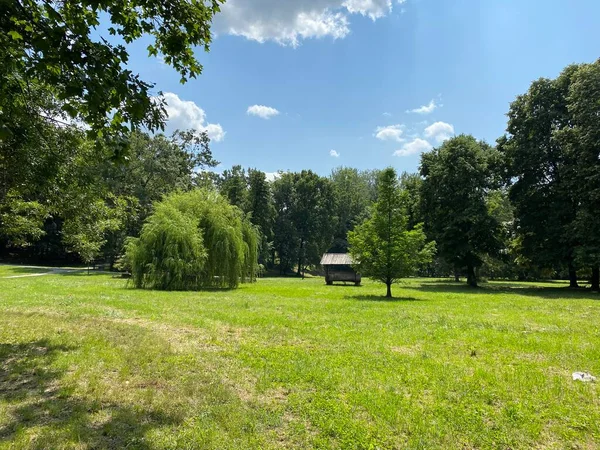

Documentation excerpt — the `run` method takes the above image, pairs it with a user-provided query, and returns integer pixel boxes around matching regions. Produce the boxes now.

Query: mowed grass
[0,269,599,449]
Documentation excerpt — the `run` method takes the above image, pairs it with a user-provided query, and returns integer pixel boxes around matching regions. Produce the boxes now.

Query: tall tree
[247,169,275,265]
[499,65,581,287]
[329,167,372,252]
[219,165,249,211]
[349,168,435,298]
[421,135,502,287]
[399,172,423,230]
[556,60,600,290]
[272,171,337,276]
[1,0,223,152]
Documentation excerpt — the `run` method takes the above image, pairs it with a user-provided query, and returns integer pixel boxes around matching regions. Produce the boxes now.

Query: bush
[127,189,258,290]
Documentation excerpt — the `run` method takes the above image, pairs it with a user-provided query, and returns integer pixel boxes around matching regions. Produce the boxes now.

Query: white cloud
[330,149,340,158]
[162,92,225,142]
[382,112,392,117]
[247,105,280,119]
[374,124,405,142]
[214,0,406,47]
[394,138,432,157]
[424,121,454,143]
[407,99,438,115]
[265,172,282,182]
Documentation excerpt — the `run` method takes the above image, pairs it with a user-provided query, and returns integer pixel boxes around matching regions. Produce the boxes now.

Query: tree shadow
[414,280,599,300]
[0,340,181,448]
[347,295,420,302]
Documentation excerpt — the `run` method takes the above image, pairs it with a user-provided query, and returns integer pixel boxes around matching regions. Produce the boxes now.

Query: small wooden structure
[320,253,361,286]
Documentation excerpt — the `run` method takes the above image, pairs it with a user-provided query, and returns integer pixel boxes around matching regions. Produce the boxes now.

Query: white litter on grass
[572,372,597,382]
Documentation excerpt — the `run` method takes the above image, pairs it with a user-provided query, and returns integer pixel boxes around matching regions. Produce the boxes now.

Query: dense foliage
[127,190,258,290]
[1,55,598,291]
[1,0,223,153]
[500,59,600,289]
[421,135,503,287]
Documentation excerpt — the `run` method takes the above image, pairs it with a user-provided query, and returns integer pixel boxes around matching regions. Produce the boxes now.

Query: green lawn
[0,269,599,449]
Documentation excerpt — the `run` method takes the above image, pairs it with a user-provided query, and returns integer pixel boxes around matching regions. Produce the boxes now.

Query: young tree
[420,135,502,287]
[349,168,435,298]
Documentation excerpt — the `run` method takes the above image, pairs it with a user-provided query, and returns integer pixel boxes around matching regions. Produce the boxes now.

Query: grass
[0,269,599,449]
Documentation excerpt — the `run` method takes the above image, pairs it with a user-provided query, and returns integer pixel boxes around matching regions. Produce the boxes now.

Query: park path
[0,265,89,279]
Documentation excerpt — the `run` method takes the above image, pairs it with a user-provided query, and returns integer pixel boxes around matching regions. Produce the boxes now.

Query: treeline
[1,60,599,289]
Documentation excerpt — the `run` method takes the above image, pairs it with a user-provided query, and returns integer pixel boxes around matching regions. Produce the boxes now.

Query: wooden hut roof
[320,253,354,265]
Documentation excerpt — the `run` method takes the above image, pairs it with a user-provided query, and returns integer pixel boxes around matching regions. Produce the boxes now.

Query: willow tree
[126,189,258,290]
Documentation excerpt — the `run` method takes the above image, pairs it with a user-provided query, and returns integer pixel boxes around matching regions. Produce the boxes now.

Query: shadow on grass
[0,340,181,448]
[414,281,599,299]
[323,283,363,288]
[347,295,421,302]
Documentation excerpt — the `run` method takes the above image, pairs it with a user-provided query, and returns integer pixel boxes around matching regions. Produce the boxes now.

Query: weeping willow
[127,189,258,290]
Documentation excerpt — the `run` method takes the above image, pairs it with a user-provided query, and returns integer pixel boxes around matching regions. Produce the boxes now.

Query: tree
[272,174,298,274]
[62,196,126,273]
[272,171,337,276]
[420,135,502,287]
[349,168,434,298]
[329,167,372,252]
[219,165,249,210]
[555,60,600,290]
[399,172,423,230]
[247,169,275,265]
[126,189,258,290]
[499,65,582,287]
[1,0,224,152]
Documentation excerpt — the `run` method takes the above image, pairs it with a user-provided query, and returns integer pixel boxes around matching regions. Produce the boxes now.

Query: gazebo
[320,253,361,286]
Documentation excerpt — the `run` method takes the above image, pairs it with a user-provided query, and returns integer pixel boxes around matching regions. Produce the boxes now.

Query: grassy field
[0,269,599,449]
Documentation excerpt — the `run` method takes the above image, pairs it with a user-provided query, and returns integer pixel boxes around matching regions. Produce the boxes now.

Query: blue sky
[124,0,599,177]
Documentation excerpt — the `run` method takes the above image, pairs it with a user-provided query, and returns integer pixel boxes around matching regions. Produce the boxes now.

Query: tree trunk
[467,263,477,287]
[297,240,304,277]
[568,262,579,288]
[386,281,392,298]
[591,265,599,291]
[454,271,460,282]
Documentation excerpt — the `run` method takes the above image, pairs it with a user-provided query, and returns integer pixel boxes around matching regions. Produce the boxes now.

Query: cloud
[407,99,438,115]
[265,172,282,182]
[247,105,281,119]
[161,92,225,142]
[394,138,432,157]
[382,112,392,117]
[424,121,454,143]
[374,124,405,142]
[214,0,406,47]
[330,149,340,158]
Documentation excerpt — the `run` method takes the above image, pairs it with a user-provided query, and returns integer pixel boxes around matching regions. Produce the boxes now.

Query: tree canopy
[1,0,223,153]
[126,189,258,291]
[420,135,502,287]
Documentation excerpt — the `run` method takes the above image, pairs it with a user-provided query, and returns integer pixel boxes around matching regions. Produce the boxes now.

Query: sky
[122,0,599,178]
